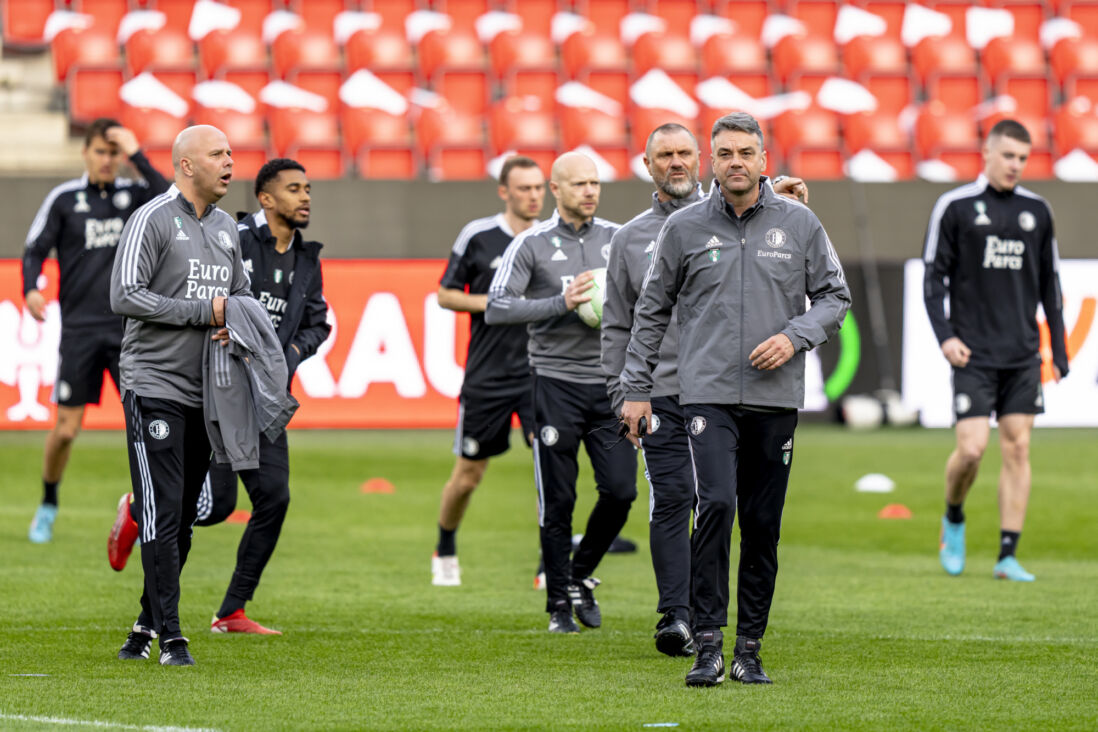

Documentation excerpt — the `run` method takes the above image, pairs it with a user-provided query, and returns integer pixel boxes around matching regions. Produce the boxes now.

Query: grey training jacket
[621,181,851,408]
[485,211,618,385]
[204,296,299,471]
[602,187,703,414]
[111,185,251,407]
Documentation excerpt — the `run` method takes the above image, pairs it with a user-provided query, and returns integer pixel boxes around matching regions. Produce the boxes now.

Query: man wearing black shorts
[23,118,170,543]
[430,156,545,586]
[924,119,1069,582]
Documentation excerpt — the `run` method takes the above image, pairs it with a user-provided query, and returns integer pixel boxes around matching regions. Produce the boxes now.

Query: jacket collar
[246,210,320,255]
[710,176,772,221]
[169,184,218,219]
[651,183,704,216]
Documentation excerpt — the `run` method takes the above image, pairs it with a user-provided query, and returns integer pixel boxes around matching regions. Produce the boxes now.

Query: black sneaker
[654,614,695,657]
[731,636,772,684]
[548,604,580,634]
[117,623,156,660]
[158,637,195,666]
[685,630,725,687]
[566,577,601,628]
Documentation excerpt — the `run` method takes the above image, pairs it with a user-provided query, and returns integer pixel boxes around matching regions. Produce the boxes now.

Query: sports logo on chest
[84,217,124,249]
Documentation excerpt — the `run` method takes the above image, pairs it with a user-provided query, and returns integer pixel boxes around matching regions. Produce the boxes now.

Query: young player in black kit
[923,119,1069,583]
[431,156,545,586]
[24,118,170,543]
[108,159,330,635]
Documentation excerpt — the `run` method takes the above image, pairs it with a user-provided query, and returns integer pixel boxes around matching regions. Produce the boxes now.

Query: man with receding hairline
[487,152,637,634]
[110,124,251,666]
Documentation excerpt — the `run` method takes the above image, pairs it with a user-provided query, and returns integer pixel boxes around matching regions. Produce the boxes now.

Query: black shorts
[952,364,1044,420]
[453,387,535,460]
[54,329,121,407]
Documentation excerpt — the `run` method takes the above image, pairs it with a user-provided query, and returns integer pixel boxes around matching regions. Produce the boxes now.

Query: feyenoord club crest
[689,416,706,435]
[649,414,661,433]
[113,190,131,209]
[1019,211,1036,232]
[217,230,233,249]
[601,243,611,261]
[955,393,972,415]
[540,426,559,445]
[462,437,479,456]
[765,228,786,248]
[148,419,170,440]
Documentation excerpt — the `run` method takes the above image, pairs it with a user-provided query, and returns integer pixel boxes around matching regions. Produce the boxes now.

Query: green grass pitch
[1,426,1096,731]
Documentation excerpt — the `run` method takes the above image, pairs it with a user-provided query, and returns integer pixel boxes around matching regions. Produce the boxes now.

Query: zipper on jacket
[738,222,746,406]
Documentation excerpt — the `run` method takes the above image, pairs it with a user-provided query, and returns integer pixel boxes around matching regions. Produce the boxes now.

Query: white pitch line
[0,712,221,732]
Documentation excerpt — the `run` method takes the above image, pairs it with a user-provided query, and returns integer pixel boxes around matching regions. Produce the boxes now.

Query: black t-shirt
[923,174,1068,373]
[22,152,170,331]
[257,246,295,329]
[439,213,532,397]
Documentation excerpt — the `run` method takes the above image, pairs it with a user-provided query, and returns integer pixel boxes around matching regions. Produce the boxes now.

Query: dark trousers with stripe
[197,431,291,616]
[123,392,211,646]
[534,375,637,613]
[641,396,696,619]
[686,404,798,638]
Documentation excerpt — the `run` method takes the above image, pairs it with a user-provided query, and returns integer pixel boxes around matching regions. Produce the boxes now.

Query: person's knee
[1000,434,1030,466]
[699,493,734,518]
[956,439,987,466]
[52,419,82,444]
[601,479,636,504]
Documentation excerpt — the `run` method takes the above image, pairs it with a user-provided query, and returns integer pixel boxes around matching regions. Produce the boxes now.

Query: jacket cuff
[623,391,652,402]
[780,328,807,352]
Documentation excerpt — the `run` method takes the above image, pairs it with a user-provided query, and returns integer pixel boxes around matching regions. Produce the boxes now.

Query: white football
[576,267,607,328]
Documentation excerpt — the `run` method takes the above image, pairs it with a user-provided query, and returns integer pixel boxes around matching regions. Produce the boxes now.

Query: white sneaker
[431,553,461,586]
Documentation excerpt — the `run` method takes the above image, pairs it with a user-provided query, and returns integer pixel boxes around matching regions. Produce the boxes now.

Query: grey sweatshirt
[204,296,299,470]
[602,187,703,413]
[485,211,619,384]
[111,185,251,407]
[621,181,851,408]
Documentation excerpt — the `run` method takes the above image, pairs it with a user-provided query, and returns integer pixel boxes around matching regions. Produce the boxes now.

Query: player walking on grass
[23,118,170,543]
[603,122,809,659]
[487,152,636,634]
[110,125,250,666]
[923,119,1069,583]
[108,159,330,635]
[621,113,850,686]
[430,156,545,587]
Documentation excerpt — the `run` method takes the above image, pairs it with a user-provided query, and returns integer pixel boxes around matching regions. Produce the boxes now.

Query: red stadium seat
[982,36,1046,85]
[418,28,486,80]
[68,66,126,123]
[724,72,775,99]
[125,26,194,76]
[561,31,627,79]
[633,31,698,77]
[716,0,770,40]
[342,106,411,154]
[914,103,980,158]
[372,69,416,96]
[585,146,631,179]
[226,146,269,180]
[843,35,908,78]
[925,0,969,39]
[859,1,907,40]
[1065,74,1098,104]
[120,105,189,147]
[224,0,271,35]
[291,70,343,111]
[140,144,175,178]
[925,73,983,113]
[791,0,841,38]
[700,33,768,78]
[371,0,417,31]
[79,0,128,38]
[154,0,197,33]
[153,70,198,103]
[355,146,418,179]
[560,106,628,150]
[1022,149,1053,178]
[911,35,977,85]
[295,0,345,33]
[221,70,272,100]
[843,111,911,152]
[630,108,697,153]
[345,28,413,71]
[1054,101,1098,152]
[652,0,701,38]
[997,74,1053,117]
[272,29,341,78]
[504,0,555,37]
[193,104,266,148]
[578,70,631,107]
[934,150,984,179]
[1050,37,1098,83]
[867,149,916,179]
[435,0,491,30]
[417,106,485,156]
[52,26,120,82]
[489,30,556,78]
[268,108,340,156]
[2,0,54,47]
[1065,0,1098,38]
[862,73,914,115]
[772,35,839,85]
[771,107,841,159]
[428,146,489,180]
[489,98,558,155]
[989,1,1047,43]
[501,69,561,111]
[199,28,267,77]
[574,0,630,37]
[286,146,346,178]
[785,147,846,179]
[434,70,490,116]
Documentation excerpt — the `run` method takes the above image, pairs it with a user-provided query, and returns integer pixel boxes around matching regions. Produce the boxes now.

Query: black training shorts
[453,387,535,460]
[54,329,121,407]
[952,364,1044,420]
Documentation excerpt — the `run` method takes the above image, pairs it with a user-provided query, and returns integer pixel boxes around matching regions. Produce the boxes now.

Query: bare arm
[437,286,488,313]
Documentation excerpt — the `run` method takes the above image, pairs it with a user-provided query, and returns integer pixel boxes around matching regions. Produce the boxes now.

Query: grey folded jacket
[204,296,299,470]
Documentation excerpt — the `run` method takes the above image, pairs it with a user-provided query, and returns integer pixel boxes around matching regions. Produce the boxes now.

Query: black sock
[999,531,1021,560]
[945,502,964,524]
[436,525,456,556]
[43,480,59,507]
[217,597,245,619]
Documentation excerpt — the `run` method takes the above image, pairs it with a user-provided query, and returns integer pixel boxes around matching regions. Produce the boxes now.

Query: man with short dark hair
[621,113,850,686]
[603,122,810,659]
[488,152,637,634]
[23,118,170,543]
[924,118,1069,583]
[111,125,251,666]
[430,156,545,586]
[108,158,330,636]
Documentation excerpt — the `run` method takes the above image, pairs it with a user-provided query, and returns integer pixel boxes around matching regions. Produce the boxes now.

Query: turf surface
[1,426,1096,731]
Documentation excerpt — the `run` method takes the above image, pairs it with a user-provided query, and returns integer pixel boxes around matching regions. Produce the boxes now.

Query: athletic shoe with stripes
[548,603,580,634]
[567,577,601,628]
[159,637,195,666]
[117,623,157,660]
[28,503,57,544]
[685,630,725,687]
[993,555,1035,582]
[731,637,772,684]
[211,609,282,635]
[108,492,139,571]
[654,614,695,657]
